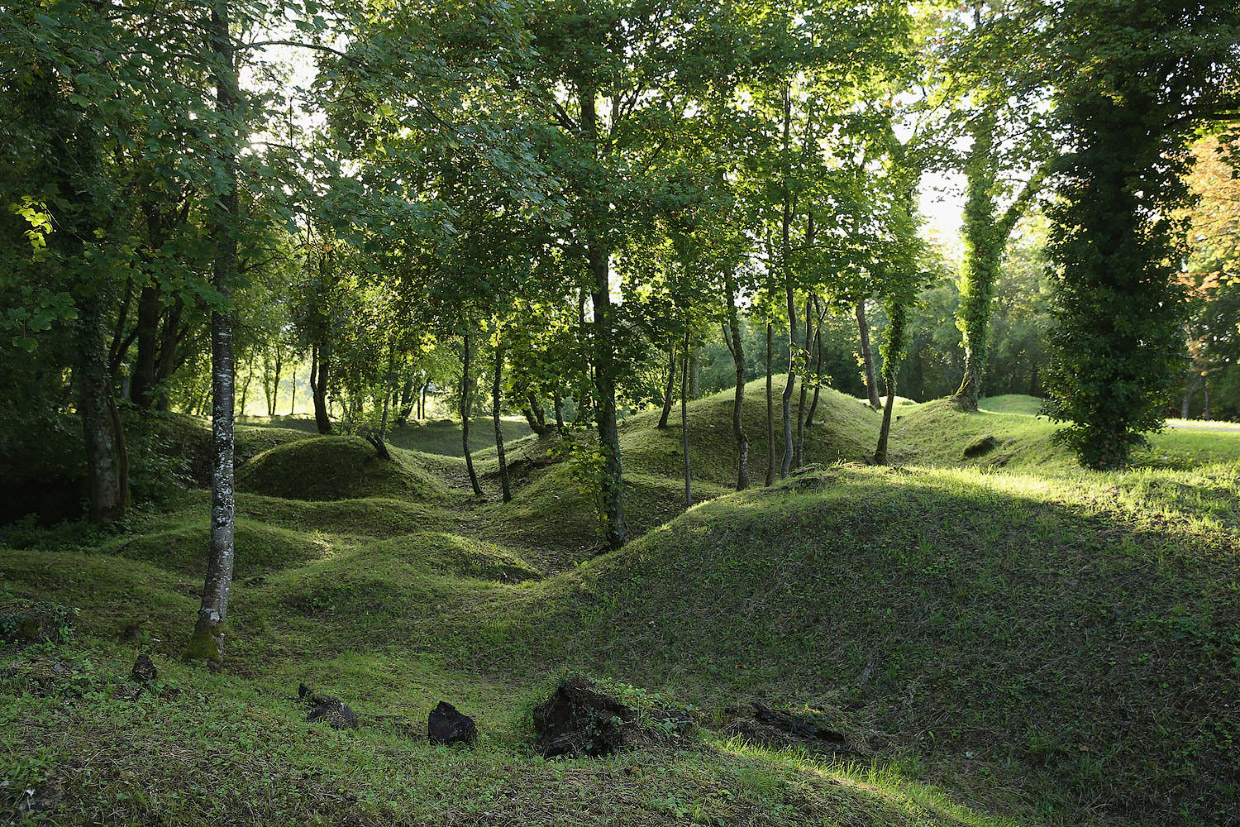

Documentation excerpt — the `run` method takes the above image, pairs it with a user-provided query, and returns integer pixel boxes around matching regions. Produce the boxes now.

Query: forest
[2,0,1240,825]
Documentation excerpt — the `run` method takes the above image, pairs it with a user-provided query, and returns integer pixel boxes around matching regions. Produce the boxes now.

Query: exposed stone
[131,653,157,682]
[964,435,1001,458]
[724,702,874,759]
[532,675,637,758]
[428,701,477,746]
[299,683,359,730]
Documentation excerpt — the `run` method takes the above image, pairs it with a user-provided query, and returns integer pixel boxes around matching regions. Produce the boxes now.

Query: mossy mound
[369,532,541,582]
[237,437,447,502]
[621,378,881,486]
[105,519,331,577]
[519,464,1240,824]
[236,494,445,538]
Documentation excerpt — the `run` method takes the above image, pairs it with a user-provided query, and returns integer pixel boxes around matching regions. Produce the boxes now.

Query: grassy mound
[519,463,1240,824]
[237,437,448,502]
[368,532,542,582]
[104,518,331,577]
[621,378,882,486]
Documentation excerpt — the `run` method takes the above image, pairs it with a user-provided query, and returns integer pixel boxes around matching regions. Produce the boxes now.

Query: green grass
[4,394,1240,825]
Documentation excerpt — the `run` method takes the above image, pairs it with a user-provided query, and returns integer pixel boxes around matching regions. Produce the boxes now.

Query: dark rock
[532,675,637,758]
[428,701,477,745]
[724,702,874,759]
[963,435,1001,458]
[131,653,157,682]
[299,683,358,730]
[0,600,73,645]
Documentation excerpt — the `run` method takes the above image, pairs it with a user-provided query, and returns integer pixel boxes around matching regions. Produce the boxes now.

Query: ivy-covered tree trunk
[77,292,130,525]
[856,300,881,409]
[581,83,626,548]
[461,328,484,496]
[186,0,238,668]
[1044,92,1189,470]
[493,342,511,503]
[873,299,907,466]
[724,271,749,490]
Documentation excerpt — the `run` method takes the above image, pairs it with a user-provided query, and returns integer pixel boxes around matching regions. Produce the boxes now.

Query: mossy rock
[0,599,75,645]
[237,437,447,502]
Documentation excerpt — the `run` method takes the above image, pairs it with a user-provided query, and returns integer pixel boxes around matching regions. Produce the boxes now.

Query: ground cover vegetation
[2,0,1240,824]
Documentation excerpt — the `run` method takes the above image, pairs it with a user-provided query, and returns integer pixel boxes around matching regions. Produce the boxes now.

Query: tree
[1042,0,1240,470]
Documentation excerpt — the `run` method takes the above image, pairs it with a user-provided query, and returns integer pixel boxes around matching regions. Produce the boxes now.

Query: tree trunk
[152,298,185,411]
[461,329,484,496]
[581,82,626,548]
[765,321,774,486]
[370,343,393,460]
[238,362,251,417]
[553,390,565,432]
[311,340,332,434]
[77,293,130,525]
[805,301,825,425]
[794,292,812,468]
[779,85,796,480]
[130,285,161,408]
[267,351,282,416]
[873,302,907,466]
[689,344,700,400]
[289,369,296,416]
[857,300,881,409]
[681,329,691,508]
[725,271,749,491]
[186,0,238,669]
[657,342,676,429]
[1203,380,1212,420]
[493,342,511,503]
[1181,379,1196,419]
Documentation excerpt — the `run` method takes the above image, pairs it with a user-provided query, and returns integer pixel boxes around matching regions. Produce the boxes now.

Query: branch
[238,40,350,59]
[997,163,1048,238]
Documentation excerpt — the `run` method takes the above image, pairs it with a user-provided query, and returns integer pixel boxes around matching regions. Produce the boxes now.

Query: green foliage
[1042,0,1240,470]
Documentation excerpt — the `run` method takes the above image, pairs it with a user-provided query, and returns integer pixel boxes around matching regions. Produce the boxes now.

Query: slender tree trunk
[657,342,676,429]
[857,300,881,409]
[461,329,484,496]
[581,82,626,548]
[794,292,812,468]
[186,0,238,669]
[873,302,907,466]
[765,322,774,486]
[553,390,565,432]
[681,329,692,508]
[267,351,282,416]
[77,294,130,525]
[805,300,824,425]
[289,369,296,416]
[238,362,251,417]
[689,344,700,400]
[370,344,393,460]
[725,271,749,490]
[420,382,428,419]
[311,340,332,434]
[130,285,161,408]
[152,299,185,411]
[779,85,796,480]
[1181,380,1196,419]
[1204,380,1212,420]
[493,342,511,503]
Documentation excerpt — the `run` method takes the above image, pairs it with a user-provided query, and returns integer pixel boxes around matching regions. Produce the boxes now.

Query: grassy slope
[4,392,1239,825]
